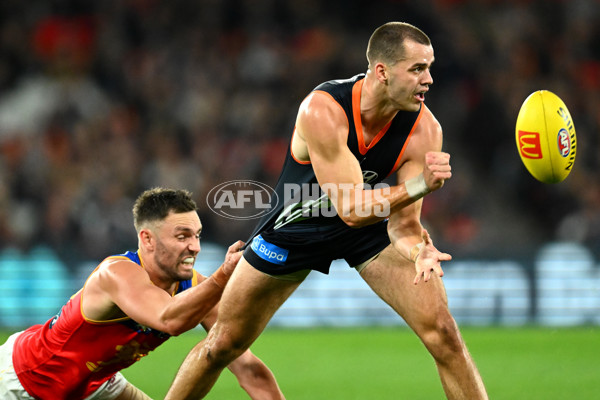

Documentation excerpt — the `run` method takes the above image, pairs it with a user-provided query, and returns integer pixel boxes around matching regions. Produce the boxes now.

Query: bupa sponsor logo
[207,180,278,220]
[517,130,543,159]
[557,128,571,157]
[251,235,289,265]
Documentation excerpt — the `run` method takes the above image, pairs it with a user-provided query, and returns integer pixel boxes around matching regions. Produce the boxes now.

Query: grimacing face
[151,210,202,281]
[385,40,434,112]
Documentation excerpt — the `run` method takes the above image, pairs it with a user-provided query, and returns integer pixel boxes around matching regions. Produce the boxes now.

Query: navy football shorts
[243,220,390,276]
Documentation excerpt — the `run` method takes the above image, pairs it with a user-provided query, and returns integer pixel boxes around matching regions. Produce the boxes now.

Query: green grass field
[2,326,599,399]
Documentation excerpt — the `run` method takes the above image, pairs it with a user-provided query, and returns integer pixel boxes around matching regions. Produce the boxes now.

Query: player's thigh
[217,256,304,343]
[113,382,151,400]
[359,244,450,332]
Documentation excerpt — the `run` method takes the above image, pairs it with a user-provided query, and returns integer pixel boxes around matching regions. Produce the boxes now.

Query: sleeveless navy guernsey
[243,74,423,275]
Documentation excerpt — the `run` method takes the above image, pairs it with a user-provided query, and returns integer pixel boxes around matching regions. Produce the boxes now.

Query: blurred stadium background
[0,0,599,397]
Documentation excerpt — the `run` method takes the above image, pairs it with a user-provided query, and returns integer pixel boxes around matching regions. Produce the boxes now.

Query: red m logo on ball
[518,131,543,159]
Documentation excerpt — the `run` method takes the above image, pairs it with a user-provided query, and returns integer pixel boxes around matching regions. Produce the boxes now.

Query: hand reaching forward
[211,240,245,289]
[413,230,452,285]
[222,240,245,276]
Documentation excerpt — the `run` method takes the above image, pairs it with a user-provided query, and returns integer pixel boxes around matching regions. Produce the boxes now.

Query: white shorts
[0,332,34,400]
[0,332,128,400]
[83,372,128,400]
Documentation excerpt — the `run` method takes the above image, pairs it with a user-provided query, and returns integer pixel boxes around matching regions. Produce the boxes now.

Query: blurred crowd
[0,0,598,271]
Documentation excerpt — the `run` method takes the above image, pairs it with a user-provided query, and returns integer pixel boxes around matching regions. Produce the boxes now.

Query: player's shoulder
[297,75,362,145]
[398,105,443,161]
[100,253,139,267]
[300,88,344,115]
[419,105,442,132]
[297,91,349,139]
[300,74,363,119]
[313,74,364,96]
[97,254,144,281]
[414,105,443,143]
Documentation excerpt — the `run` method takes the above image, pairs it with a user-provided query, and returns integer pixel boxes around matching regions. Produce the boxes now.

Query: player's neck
[140,253,179,294]
[361,73,398,135]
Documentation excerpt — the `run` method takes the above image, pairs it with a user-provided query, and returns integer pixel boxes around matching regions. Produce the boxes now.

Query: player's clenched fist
[423,151,451,192]
[405,152,451,200]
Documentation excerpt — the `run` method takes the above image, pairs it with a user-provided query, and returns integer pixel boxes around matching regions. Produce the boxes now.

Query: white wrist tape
[405,173,430,200]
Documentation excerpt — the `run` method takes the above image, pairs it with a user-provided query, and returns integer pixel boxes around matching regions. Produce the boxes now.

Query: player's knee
[204,326,249,368]
[418,313,464,365]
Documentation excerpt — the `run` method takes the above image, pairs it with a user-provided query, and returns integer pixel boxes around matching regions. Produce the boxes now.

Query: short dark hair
[133,187,197,231]
[366,22,431,67]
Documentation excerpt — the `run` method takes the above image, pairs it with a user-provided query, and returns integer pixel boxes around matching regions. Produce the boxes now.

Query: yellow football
[515,90,576,183]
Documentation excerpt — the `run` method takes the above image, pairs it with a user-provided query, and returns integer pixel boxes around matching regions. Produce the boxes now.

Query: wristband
[211,265,229,288]
[409,242,424,262]
[405,173,431,200]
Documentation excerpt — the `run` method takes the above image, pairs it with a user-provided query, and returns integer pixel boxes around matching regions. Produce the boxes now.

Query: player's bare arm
[82,241,243,336]
[297,94,450,227]
[388,108,452,284]
[296,92,410,227]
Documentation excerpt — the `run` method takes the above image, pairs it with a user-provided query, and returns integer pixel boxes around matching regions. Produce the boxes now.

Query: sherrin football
[515,90,576,183]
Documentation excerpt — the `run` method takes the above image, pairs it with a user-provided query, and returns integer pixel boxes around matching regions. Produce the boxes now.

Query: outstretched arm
[387,113,452,284]
[200,308,285,399]
[84,241,244,336]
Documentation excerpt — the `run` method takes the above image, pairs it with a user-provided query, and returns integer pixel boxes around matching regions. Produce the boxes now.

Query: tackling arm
[84,241,243,336]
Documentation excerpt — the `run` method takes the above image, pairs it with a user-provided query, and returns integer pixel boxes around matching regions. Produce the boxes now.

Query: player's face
[386,41,434,112]
[152,211,202,281]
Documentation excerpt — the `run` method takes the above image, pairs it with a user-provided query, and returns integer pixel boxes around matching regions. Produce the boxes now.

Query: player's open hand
[413,229,452,285]
[423,152,451,192]
[222,240,245,276]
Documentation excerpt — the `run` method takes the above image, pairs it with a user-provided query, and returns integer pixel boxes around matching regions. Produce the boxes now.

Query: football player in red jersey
[0,187,284,400]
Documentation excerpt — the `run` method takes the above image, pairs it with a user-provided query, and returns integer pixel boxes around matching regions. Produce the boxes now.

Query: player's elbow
[160,318,197,337]
[336,202,383,228]
[161,323,188,337]
[334,194,384,228]
[339,213,369,229]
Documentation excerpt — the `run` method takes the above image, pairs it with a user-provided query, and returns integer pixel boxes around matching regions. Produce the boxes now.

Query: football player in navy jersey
[167,22,488,400]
